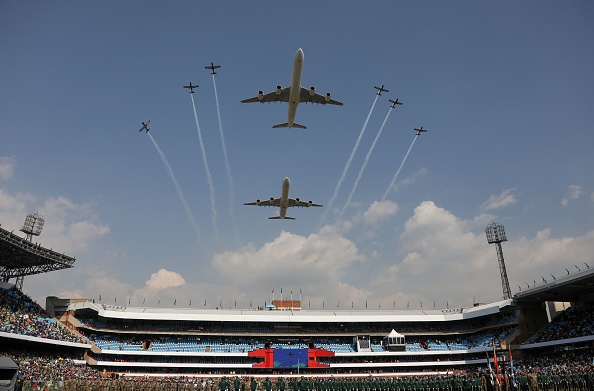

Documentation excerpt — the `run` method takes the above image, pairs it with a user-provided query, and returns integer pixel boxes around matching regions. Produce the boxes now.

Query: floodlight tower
[486,222,512,300]
[17,212,45,290]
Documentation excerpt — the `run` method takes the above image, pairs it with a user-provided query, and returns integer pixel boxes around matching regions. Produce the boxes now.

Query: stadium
[1,220,594,391]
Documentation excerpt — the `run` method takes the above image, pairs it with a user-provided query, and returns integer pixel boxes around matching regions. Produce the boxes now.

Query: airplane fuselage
[287,49,304,127]
[279,177,291,218]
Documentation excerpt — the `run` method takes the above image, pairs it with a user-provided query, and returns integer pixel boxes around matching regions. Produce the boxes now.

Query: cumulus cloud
[145,269,186,290]
[0,181,109,254]
[561,185,584,206]
[363,200,399,224]
[480,189,517,211]
[32,197,110,253]
[0,157,16,180]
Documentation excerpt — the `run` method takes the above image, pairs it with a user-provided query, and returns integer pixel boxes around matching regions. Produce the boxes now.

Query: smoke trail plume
[381,134,419,201]
[338,106,394,221]
[211,74,236,225]
[320,94,380,224]
[148,132,202,244]
[190,94,218,238]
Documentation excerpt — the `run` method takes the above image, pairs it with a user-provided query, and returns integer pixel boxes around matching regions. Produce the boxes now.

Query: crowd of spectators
[529,304,594,343]
[1,344,591,391]
[0,286,87,344]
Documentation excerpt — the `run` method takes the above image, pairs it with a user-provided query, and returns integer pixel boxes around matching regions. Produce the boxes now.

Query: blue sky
[1,1,593,310]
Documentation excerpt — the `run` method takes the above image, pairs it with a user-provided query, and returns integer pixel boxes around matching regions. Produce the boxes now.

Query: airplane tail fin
[268,216,295,220]
[272,122,307,129]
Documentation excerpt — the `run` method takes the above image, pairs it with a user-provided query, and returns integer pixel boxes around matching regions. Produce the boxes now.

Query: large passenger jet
[244,177,322,220]
[241,48,343,129]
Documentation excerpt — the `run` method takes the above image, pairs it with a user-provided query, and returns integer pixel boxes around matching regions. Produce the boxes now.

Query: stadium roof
[512,267,594,304]
[0,225,75,280]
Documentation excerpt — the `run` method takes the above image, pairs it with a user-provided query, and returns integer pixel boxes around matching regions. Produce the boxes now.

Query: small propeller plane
[389,98,403,108]
[183,82,199,93]
[244,177,322,220]
[415,126,428,136]
[205,62,221,74]
[374,85,389,96]
[139,120,151,133]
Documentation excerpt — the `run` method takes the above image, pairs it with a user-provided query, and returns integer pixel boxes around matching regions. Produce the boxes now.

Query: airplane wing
[241,87,291,103]
[244,198,281,207]
[288,198,323,208]
[298,87,343,105]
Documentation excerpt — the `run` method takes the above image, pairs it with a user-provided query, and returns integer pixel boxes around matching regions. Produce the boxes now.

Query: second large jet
[244,177,322,220]
[241,48,343,129]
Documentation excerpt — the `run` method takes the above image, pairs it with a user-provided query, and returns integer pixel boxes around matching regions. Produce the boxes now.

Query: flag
[272,287,274,293]
[128,298,131,305]
[493,344,500,384]
[99,294,101,301]
[281,286,283,294]
[174,298,176,305]
[407,301,409,309]
[114,297,117,303]
[508,348,517,387]
[158,299,160,305]
[365,301,367,308]
[352,302,354,308]
[143,298,145,305]
[204,299,206,306]
[337,301,339,308]
[323,301,324,308]
[485,351,494,386]
[308,300,310,308]
[235,300,237,307]
[189,299,191,306]
[249,300,252,308]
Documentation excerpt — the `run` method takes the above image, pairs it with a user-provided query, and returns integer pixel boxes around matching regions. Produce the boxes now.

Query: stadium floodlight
[16,212,45,290]
[485,222,507,244]
[21,212,44,239]
[485,222,512,300]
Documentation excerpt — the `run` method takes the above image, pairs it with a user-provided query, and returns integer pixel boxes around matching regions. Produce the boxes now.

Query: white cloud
[212,230,362,288]
[145,269,186,290]
[480,189,517,211]
[561,185,584,206]
[0,184,108,254]
[36,196,110,253]
[0,157,16,180]
[363,200,399,224]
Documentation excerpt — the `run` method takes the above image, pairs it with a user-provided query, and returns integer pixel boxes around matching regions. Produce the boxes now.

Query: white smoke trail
[381,134,419,201]
[148,133,202,244]
[320,94,380,224]
[211,74,236,224]
[338,106,394,221]
[190,93,218,238]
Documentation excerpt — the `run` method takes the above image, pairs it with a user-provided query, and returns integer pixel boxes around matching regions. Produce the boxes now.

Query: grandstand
[1,221,594,387]
[0,224,75,282]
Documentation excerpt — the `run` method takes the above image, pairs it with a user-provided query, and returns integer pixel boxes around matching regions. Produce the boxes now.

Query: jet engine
[256,199,261,206]
[309,86,316,96]
[308,201,313,206]
[325,92,331,102]
[270,197,274,202]
[296,197,300,202]
[275,85,282,95]
[257,91,264,101]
